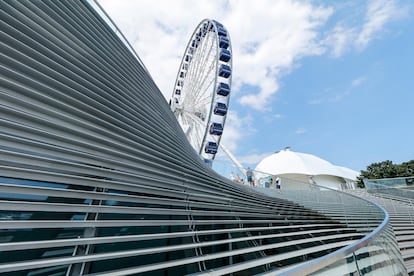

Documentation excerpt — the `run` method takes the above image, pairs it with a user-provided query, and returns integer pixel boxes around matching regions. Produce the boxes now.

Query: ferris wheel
[170,19,232,164]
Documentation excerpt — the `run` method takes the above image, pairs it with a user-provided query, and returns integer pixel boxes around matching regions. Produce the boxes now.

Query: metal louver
[0,1,406,275]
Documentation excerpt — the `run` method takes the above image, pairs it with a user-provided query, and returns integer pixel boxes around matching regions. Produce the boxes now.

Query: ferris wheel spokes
[170,19,232,163]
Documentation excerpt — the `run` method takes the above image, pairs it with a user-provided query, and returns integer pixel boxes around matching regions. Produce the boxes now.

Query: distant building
[255,147,359,190]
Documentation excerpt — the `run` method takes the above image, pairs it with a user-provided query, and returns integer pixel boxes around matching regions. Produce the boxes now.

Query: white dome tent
[254,147,359,190]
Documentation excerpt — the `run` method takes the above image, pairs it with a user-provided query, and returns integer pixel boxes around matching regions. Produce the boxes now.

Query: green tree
[356,160,414,188]
[400,160,414,176]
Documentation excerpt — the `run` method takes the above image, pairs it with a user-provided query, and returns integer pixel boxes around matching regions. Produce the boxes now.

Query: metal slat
[0,227,357,252]
[0,234,357,273]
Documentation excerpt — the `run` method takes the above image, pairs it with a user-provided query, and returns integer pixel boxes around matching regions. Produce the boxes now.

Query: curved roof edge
[255,148,359,181]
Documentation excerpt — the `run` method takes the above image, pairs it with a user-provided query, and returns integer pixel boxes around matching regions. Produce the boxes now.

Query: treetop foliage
[356,160,414,188]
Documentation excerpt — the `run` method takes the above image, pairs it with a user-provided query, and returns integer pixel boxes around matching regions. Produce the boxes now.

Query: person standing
[236,174,243,184]
[275,176,281,192]
[268,175,273,188]
[230,172,236,182]
[246,167,254,186]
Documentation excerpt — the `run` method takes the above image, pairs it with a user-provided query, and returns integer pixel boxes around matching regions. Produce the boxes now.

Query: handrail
[254,179,404,275]
[283,201,390,275]
[364,179,414,202]
[364,177,414,189]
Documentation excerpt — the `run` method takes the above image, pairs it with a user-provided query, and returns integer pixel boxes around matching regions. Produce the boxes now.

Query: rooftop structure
[255,147,359,190]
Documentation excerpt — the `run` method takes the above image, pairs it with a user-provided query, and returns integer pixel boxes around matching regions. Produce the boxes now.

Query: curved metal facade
[0,1,406,275]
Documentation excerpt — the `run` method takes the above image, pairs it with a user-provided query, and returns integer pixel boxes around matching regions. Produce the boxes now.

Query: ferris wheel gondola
[170,19,232,165]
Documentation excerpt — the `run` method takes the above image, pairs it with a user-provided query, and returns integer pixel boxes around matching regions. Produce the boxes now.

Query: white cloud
[213,110,259,168]
[324,0,407,56]
[98,0,228,99]
[238,152,273,165]
[215,110,282,166]
[351,77,366,87]
[295,128,307,135]
[97,0,407,165]
[356,0,400,49]
[308,76,365,105]
[219,110,255,153]
[261,113,284,124]
[99,0,333,109]
[324,24,356,57]
[227,1,332,110]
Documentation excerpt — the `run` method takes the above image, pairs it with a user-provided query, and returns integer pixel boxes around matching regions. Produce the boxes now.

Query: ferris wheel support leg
[219,143,246,177]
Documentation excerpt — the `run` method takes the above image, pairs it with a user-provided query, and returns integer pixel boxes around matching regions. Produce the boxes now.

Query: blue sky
[99,0,413,175]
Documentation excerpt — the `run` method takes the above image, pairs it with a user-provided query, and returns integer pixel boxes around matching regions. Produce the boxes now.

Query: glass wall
[364,177,414,201]
[253,175,407,276]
